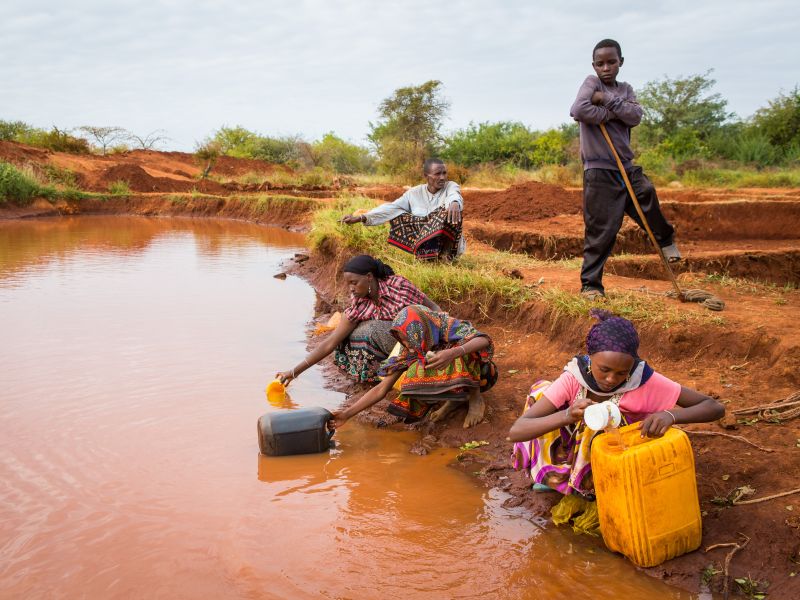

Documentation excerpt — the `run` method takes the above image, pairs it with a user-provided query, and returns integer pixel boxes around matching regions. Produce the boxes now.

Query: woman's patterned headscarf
[378,304,492,375]
[586,309,640,357]
[564,309,651,396]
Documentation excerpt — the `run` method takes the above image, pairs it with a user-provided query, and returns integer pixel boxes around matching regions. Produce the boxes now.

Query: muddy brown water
[0,217,697,599]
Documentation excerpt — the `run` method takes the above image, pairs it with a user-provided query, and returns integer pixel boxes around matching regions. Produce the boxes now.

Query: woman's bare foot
[430,400,458,422]
[463,391,485,428]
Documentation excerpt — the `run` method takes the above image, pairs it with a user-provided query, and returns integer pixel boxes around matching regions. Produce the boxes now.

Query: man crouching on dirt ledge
[340,158,465,261]
[571,38,681,300]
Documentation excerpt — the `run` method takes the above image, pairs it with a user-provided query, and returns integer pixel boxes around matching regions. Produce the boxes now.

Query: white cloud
[1,0,798,150]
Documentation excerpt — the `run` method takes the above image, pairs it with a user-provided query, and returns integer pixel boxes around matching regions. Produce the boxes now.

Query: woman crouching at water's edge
[331,305,498,430]
[276,254,440,385]
[509,309,724,497]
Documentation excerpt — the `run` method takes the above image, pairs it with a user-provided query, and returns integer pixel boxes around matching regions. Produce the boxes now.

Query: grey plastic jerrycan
[257,407,335,456]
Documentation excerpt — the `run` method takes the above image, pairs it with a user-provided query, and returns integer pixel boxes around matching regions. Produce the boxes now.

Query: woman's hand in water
[639,411,675,438]
[566,397,594,424]
[424,349,457,370]
[276,370,295,386]
[329,411,349,431]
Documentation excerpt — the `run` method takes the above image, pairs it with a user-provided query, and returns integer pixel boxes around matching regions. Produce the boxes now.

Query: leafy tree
[751,86,800,151]
[200,126,310,166]
[206,125,261,157]
[528,129,572,167]
[251,135,309,166]
[24,127,91,153]
[194,139,222,178]
[637,71,730,148]
[0,120,35,141]
[0,121,90,153]
[369,80,449,176]
[311,133,374,174]
[442,122,575,168]
[442,121,537,167]
[78,126,130,155]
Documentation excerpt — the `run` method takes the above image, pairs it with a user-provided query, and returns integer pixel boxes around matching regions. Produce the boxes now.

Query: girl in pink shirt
[509,309,724,497]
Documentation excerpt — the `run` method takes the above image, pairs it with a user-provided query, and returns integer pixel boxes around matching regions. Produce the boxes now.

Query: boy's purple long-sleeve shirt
[570,75,643,171]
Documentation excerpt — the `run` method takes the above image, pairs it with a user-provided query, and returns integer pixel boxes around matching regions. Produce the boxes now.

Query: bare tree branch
[128,129,170,150]
[78,126,129,155]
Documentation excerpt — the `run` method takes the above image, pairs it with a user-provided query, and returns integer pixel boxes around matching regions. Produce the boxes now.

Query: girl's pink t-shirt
[544,370,681,422]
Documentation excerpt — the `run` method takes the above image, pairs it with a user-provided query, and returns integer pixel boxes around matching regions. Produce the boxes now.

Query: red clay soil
[463,180,582,222]
[360,185,407,202]
[293,243,800,599]
[94,163,229,194]
[0,140,51,164]
[0,141,284,195]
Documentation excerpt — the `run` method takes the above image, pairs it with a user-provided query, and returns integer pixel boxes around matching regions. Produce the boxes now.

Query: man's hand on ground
[340,214,364,225]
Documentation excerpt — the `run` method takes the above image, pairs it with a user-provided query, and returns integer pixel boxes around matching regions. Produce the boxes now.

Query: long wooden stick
[733,392,800,415]
[598,123,685,300]
[733,487,800,505]
[734,400,800,415]
[680,429,775,452]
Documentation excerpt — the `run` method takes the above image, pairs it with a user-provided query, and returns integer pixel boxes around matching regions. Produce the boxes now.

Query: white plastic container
[584,400,622,430]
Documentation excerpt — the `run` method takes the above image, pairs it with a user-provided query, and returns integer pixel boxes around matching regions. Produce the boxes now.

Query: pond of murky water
[0,216,696,599]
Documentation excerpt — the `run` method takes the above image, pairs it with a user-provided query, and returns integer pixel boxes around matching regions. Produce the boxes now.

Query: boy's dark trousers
[580,167,675,293]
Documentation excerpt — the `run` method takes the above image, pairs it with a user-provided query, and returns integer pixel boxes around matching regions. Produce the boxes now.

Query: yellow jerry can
[591,423,702,567]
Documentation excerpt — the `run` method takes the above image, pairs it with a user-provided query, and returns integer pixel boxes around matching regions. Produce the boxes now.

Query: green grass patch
[308,195,532,308]
[189,188,220,200]
[681,272,799,298]
[306,194,729,328]
[226,193,320,215]
[308,195,385,251]
[680,167,800,188]
[0,162,44,205]
[58,188,91,201]
[534,287,713,328]
[0,162,95,205]
[108,180,131,196]
[167,194,188,205]
[41,164,79,188]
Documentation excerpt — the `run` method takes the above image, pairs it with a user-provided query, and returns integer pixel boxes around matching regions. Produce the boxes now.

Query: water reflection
[0,215,306,282]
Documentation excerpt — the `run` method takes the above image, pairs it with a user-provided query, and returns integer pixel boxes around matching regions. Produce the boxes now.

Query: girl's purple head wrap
[586,309,640,357]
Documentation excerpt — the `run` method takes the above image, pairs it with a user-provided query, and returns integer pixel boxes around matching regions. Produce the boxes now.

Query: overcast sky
[2,0,798,151]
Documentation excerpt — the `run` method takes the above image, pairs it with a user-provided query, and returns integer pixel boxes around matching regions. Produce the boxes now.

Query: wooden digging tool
[598,122,686,301]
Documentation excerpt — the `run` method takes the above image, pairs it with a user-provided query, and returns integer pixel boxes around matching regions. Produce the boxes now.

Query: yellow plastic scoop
[266,379,286,404]
[266,380,298,409]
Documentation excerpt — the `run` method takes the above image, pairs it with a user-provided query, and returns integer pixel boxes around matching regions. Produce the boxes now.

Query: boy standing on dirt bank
[570,39,681,299]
